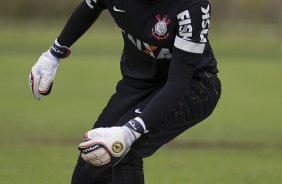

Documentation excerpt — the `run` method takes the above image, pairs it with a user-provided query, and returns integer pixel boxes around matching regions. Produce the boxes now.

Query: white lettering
[201,5,210,16]
[157,49,172,59]
[136,39,142,51]
[177,10,191,21]
[200,5,210,43]
[129,121,137,131]
[177,10,193,40]
[86,0,97,9]
[122,30,172,60]
[128,34,136,46]
[179,25,193,39]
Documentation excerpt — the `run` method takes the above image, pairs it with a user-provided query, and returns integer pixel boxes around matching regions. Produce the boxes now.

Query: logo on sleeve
[177,10,192,40]
[134,109,142,114]
[113,6,126,13]
[152,15,171,40]
[200,5,210,43]
[86,0,97,9]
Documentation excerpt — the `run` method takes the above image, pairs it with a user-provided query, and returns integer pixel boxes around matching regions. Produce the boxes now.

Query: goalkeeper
[29,0,221,183]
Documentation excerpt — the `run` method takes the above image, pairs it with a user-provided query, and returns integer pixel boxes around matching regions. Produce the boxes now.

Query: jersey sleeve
[57,0,106,47]
[174,1,211,60]
[138,1,213,130]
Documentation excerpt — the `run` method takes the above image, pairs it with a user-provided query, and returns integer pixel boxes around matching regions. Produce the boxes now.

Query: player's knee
[72,156,112,184]
[114,153,144,174]
[112,154,144,184]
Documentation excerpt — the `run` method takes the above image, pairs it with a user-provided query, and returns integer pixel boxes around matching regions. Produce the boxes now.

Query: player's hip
[158,70,221,129]
[131,71,221,158]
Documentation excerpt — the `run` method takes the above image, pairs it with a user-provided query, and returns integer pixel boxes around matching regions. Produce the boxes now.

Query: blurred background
[0,0,281,183]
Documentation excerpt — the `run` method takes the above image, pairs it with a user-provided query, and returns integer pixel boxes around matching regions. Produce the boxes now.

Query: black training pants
[71,71,221,184]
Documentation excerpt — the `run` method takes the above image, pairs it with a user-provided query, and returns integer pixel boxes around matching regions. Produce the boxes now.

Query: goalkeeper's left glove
[29,40,71,100]
[78,117,147,167]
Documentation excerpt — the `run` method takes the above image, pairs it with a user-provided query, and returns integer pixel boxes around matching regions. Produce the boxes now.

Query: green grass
[0,22,281,184]
[145,148,282,184]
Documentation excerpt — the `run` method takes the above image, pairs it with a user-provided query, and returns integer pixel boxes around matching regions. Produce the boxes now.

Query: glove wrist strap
[124,117,148,135]
[50,40,71,59]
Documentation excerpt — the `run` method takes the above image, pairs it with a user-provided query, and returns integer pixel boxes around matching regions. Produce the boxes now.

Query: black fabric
[72,71,221,183]
[93,78,164,129]
[139,54,197,128]
[57,0,222,183]
[71,156,112,184]
[72,152,144,184]
[131,71,221,158]
[57,1,102,47]
[112,154,144,184]
[57,0,218,79]
[98,70,221,155]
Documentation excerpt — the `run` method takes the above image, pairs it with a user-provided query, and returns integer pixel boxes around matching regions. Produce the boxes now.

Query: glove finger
[40,82,53,96]
[78,140,112,166]
[38,74,53,95]
[78,141,88,150]
[29,72,41,100]
[82,150,111,166]
[85,128,107,140]
[78,139,96,150]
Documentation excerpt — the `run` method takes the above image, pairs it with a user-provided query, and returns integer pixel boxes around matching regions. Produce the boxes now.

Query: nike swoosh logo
[135,109,142,114]
[113,6,126,13]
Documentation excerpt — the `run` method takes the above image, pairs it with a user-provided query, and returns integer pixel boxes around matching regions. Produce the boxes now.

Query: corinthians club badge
[152,15,171,40]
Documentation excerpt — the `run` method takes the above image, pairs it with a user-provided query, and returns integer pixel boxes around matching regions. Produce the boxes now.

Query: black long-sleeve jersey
[57,0,218,128]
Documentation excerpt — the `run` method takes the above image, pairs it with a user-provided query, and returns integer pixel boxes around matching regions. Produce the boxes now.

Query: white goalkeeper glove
[79,117,147,167]
[29,40,71,100]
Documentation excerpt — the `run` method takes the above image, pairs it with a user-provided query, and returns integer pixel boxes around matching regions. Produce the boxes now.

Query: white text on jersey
[86,0,97,9]
[200,5,210,43]
[177,10,192,41]
[122,30,172,60]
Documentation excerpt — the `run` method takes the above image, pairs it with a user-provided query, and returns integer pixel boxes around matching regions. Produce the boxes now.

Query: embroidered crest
[152,15,171,40]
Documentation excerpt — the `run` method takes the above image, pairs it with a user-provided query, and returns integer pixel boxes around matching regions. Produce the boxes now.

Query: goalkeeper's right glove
[78,117,147,167]
[29,40,71,100]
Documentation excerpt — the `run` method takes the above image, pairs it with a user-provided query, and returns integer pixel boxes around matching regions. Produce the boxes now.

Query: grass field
[0,20,281,184]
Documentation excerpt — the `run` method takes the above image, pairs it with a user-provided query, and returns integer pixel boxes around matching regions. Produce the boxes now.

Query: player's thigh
[117,72,221,158]
[71,156,112,184]
[93,79,162,128]
[138,72,221,157]
[112,154,144,184]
